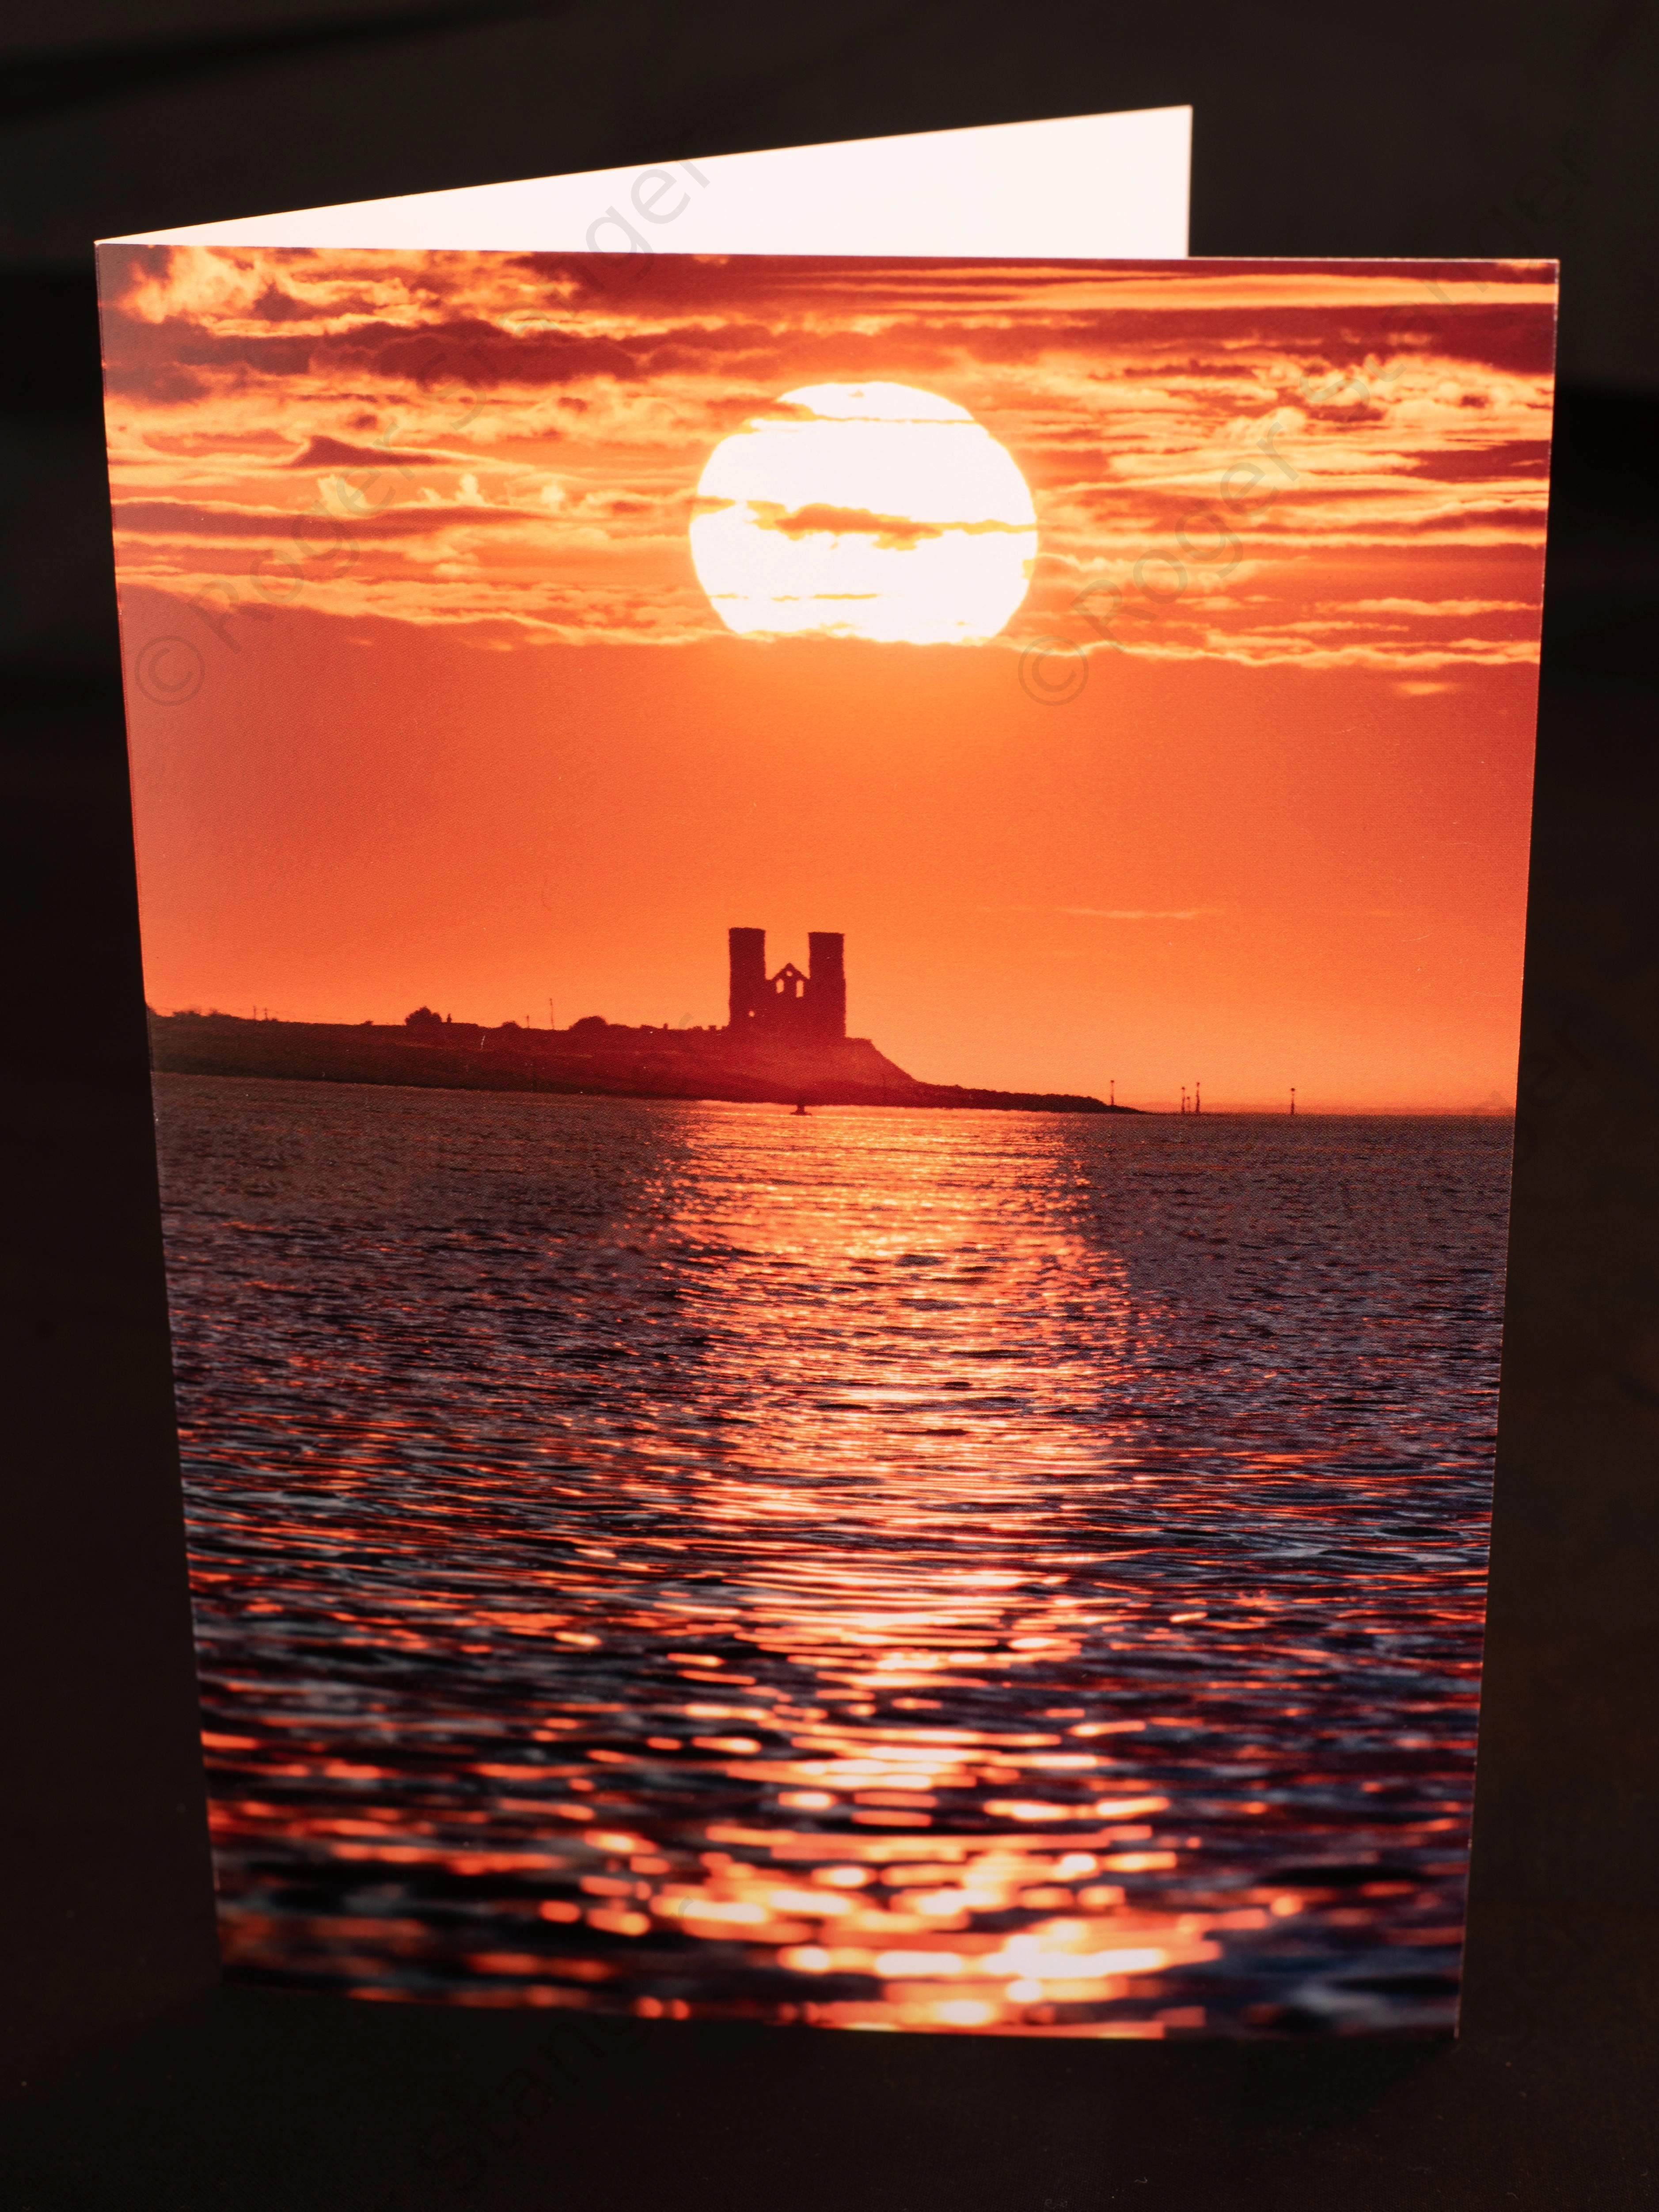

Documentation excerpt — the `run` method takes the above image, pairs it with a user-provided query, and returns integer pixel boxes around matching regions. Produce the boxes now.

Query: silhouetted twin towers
[727,927,847,1043]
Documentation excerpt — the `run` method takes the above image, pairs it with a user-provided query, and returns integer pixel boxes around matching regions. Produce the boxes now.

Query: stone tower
[807,932,847,1041]
[728,927,767,1029]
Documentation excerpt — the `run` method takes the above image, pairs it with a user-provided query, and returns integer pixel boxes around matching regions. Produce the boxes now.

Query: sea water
[155,1074,1509,2035]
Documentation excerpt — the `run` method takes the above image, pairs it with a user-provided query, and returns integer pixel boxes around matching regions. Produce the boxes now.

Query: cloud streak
[98,247,1556,667]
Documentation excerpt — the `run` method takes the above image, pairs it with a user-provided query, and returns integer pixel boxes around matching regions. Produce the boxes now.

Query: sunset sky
[99,248,1556,1109]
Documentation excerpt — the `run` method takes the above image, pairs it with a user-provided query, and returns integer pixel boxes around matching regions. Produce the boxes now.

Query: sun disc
[691,383,1036,644]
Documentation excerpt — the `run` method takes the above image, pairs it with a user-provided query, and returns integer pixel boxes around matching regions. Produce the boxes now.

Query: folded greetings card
[98,240,1555,2037]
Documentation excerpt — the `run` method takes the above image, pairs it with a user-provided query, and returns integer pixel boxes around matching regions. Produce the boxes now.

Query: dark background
[4,3,1656,2203]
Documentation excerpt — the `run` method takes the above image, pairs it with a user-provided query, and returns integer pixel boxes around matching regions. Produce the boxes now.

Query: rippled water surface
[156,1075,1510,2037]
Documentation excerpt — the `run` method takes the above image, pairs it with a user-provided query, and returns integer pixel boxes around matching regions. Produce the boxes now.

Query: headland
[148,927,1133,1115]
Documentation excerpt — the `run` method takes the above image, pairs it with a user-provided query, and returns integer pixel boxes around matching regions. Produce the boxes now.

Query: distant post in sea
[1194,1079,1201,1115]
[1291,1087,1296,1116]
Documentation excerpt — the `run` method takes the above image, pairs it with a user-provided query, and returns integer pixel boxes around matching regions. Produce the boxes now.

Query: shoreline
[148,1011,1133,1116]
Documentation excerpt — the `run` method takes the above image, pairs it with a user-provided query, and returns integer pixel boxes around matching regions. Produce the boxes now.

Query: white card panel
[105,106,1189,257]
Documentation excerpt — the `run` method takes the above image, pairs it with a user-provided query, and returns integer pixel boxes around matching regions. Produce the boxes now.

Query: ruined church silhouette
[727,927,847,1042]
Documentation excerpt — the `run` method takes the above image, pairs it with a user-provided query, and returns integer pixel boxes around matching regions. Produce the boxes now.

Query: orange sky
[100,248,1556,1110]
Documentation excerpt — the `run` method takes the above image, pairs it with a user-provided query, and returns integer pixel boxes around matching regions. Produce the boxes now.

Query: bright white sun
[691,382,1036,644]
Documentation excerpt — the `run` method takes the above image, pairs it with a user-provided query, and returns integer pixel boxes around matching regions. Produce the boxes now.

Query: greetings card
[98,236,1555,2039]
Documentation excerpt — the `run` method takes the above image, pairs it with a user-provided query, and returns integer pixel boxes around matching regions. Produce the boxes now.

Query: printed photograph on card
[97,246,1556,2036]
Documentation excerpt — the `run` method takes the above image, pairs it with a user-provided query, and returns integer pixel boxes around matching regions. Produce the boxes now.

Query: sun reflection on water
[163,1083,1505,2035]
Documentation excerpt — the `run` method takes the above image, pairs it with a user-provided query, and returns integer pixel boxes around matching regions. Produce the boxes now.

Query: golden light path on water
[162,1082,1501,2036]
